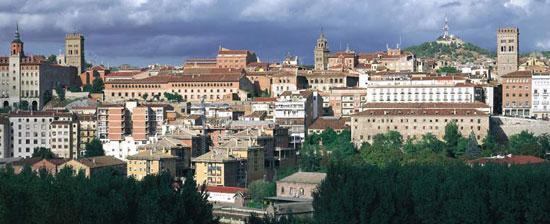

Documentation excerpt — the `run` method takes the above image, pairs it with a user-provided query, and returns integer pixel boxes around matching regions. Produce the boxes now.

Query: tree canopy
[84,139,105,157]
[32,147,56,159]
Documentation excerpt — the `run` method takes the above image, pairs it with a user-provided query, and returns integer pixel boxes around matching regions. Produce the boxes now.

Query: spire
[443,16,449,38]
[15,22,20,40]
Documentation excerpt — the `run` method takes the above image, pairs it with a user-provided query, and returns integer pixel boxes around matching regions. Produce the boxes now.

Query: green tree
[84,138,105,157]
[46,54,57,64]
[18,101,28,110]
[68,86,81,92]
[82,84,92,92]
[508,131,542,157]
[444,121,462,157]
[55,85,65,101]
[32,147,55,159]
[91,78,104,93]
[142,93,149,101]
[247,180,275,207]
[466,132,481,158]
[436,66,458,74]
[298,144,323,172]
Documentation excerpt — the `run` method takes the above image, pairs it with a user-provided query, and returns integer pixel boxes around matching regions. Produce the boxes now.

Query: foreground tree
[32,147,56,159]
[444,121,462,157]
[84,138,105,157]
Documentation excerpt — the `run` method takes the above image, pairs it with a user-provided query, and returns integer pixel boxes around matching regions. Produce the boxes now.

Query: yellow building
[59,156,126,177]
[127,150,178,180]
[192,140,264,187]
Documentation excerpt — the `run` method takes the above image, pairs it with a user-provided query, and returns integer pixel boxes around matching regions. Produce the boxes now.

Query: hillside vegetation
[405,41,494,63]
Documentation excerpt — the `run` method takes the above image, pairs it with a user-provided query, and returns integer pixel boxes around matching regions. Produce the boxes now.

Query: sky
[0,0,549,67]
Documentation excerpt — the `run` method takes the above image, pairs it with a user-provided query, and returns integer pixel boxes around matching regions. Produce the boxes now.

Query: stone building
[0,26,79,110]
[276,172,326,200]
[127,150,178,180]
[65,33,85,75]
[351,103,490,146]
[532,72,550,119]
[496,27,519,79]
[216,48,258,69]
[501,70,532,118]
[314,31,329,71]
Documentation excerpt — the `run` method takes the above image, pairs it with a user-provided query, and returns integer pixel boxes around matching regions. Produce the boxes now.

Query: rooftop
[77,156,125,168]
[278,172,326,184]
[309,117,348,130]
[127,150,178,161]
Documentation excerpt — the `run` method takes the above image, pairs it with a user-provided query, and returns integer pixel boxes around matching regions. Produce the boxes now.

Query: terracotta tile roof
[309,117,348,130]
[329,52,356,58]
[106,73,242,84]
[106,71,141,77]
[253,97,276,102]
[77,156,125,168]
[218,49,250,55]
[9,111,57,117]
[501,70,532,78]
[206,186,247,194]
[468,155,546,165]
[279,90,313,98]
[363,102,490,109]
[127,150,178,161]
[278,172,326,184]
[355,108,488,117]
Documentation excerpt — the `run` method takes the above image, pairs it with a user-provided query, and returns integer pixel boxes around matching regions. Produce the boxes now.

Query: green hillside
[405,41,495,62]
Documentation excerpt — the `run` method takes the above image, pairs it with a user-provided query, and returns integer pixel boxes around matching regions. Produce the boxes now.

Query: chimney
[92,158,96,164]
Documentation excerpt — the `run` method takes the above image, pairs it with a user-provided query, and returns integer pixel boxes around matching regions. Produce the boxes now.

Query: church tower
[10,24,24,56]
[314,29,329,71]
[65,33,85,75]
[496,27,519,79]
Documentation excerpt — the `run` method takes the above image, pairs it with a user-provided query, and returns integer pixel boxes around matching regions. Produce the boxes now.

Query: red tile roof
[253,97,276,102]
[206,186,247,194]
[309,117,348,130]
[106,73,242,84]
[501,70,532,78]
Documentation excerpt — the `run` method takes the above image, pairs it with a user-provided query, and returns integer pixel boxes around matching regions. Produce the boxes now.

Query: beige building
[325,87,368,117]
[0,26,79,110]
[192,140,264,187]
[216,48,258,69]
[127,150,178,180]
[351,103,490,146]
[497,27,519,79]
[276,172,326,200]
[76,114,96,153]
[501,70,532,117]
[65,33,85,75]
[49,120,79,159]
[59,156,126,177]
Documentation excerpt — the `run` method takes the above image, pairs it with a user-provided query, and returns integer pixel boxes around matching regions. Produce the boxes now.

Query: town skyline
[1,0,549,66]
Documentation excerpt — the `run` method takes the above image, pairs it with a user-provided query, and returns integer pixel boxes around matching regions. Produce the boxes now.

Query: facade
[104,73,253,103]
[314,32,329,71]
[192,140,264,187]
[0,117,9,159]
[65,33,85,75]
[12,158,68,175]
[127,150,178,180]
[274,90,322,146]
[10,111,74,158]
[325,87,368,117]
[271,71,299,97]
[77,114,96,153]
[299,71,358,92]
[501,71,532,118]
[59,156,126,177]
[366,83,477,104]
[496,27,519,79]
[351,103,490,146]
[0,26,79,110]
[308,117,348,135]
[49,120,79,159]
[98,101,165,160]
[276,172,326,200]
[531,73,550,119]
[216,48,258,69]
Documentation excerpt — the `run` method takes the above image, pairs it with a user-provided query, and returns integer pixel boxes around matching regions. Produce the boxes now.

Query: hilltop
[405,41,495,63]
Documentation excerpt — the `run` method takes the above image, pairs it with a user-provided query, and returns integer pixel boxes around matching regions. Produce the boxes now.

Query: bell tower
[314,29,329,71]
[10,24,24,56]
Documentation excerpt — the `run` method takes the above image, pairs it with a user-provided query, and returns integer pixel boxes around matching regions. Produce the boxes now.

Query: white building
[0,117,9,159]
[274,90,322,146]
[366,84,476,104]
[532,73,550,119]
[10,111,74,158]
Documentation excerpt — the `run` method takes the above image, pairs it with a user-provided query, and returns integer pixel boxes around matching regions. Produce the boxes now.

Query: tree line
[298,122,549,171]
[313,162,550,224]
[0,167,216,224]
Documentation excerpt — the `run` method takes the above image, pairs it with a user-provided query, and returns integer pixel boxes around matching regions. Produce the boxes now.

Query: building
[0,25,79,110]
[0,116,9,159]
[80,65,108,87]
[49,119,79,159]
[192,140,264,187]
[351,103,490,146]
[76,114,96,153]
[314,31,329,71]
[98,101,165,160]
[127,150,178,180]
[271,71,299,97]
[501,71,532,117]
[324,87,368,117]
[274,90,323,147]
[497,27,519,79]
[65,33,85,75]
[11,158,68,175]
[216,48,258,69]
[298,71,358,92]
[206,186,248,206]
[531,73,550,119]
[366,83,477,104]
[104,73,254,103]
[308,117,348,135]
[276,172,326,200]
[59,156,126,177]
[10,111,74,158]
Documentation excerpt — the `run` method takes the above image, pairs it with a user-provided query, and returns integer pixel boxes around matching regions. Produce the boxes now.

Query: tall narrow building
[496,27,519,80]
[65,33,85,75]
[314,30,329,71]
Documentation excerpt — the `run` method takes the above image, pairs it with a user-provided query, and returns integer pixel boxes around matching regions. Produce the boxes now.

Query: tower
[443,16,449,39]
[314,29,329,71]
[65,33,85,75]
[496,27,519,79]
[10,24,24,56]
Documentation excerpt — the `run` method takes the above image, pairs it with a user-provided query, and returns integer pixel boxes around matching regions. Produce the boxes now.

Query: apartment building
[216,48,258,69]
[49,120,79,159]
[98,101,165,160]
[10,111,74,158]
[127,150,178,180]
[271,71,299,97]
[298,70,358,92]
[274,90,323,146]
[366,83,476,104]
[351,103,490,146]
[501,70,532,118]
[325,87,368,117]
[59,156,126,177]
[192,140,264,187]
[104,73,254,103]
[0,26,79,110]
[531,72,550,119]
[0,116,9,159]
[76,114,96,153]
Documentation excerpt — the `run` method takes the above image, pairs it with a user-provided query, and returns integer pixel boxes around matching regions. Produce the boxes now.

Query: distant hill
[405,41,495,63]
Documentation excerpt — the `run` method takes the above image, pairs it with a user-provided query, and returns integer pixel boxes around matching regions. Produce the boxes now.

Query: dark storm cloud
[0,0,549,66]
